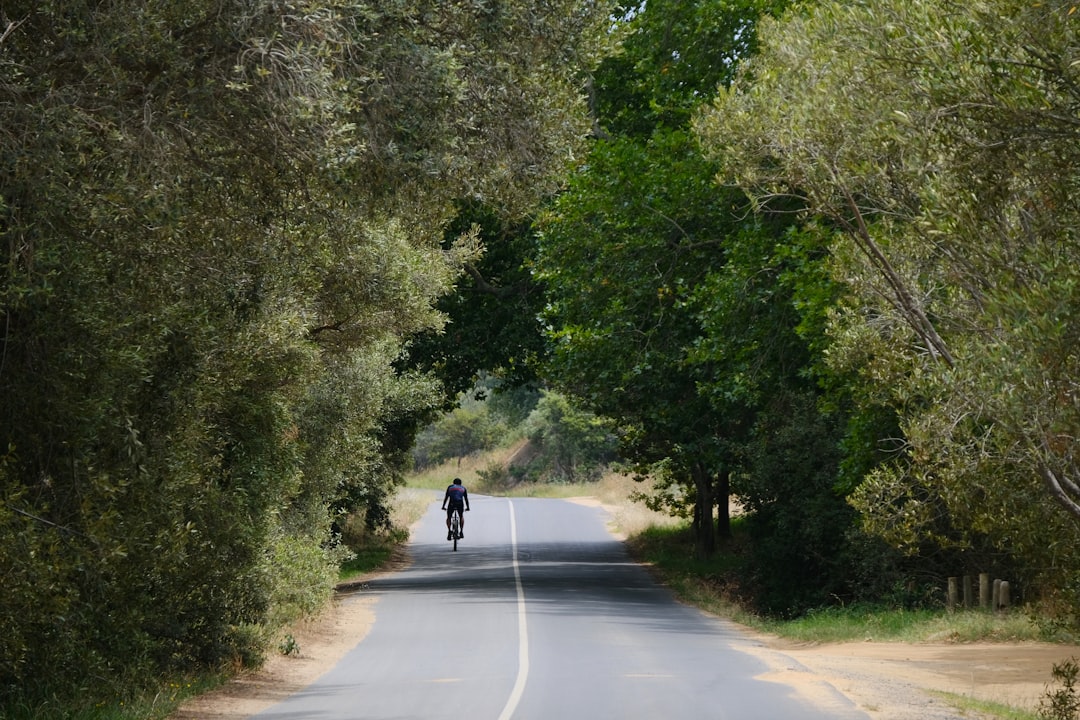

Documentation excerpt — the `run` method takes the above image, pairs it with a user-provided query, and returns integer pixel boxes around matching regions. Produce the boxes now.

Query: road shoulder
[746,634,1080,719]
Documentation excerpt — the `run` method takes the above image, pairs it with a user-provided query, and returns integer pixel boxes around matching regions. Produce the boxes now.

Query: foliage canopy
[0,0,615,705]
[697,0,1080,593]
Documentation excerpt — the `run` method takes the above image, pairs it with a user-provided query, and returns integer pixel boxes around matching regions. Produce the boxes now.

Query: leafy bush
[264,535,342,630]
[476,461,516,493]
[1040,658,1080,720]
[411,405,505,469]
[521,392,619,483]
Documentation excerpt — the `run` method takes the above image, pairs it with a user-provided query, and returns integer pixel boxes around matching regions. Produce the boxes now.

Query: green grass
[625,522,757,623]
[2,674,227,720]
[762,603,1044,644]
[626,521,1049,644]
[931,691,1041,720]
[339,542,398,582]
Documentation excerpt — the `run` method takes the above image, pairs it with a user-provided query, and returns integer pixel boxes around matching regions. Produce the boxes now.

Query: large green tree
[697,0,1080,599]
[0,0,614,704]
[539,129,744,556]
[687,219,872,612]
[537,0,795,557]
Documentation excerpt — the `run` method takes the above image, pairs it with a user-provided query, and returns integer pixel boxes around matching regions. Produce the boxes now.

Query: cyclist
[442,477,470,540]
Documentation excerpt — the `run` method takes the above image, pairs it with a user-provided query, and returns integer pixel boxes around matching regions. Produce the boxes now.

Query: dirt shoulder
[170,584,379,720]
[750,636,1080,719]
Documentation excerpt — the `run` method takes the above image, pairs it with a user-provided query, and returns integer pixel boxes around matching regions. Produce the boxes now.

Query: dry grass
[402,445,521,491]
[396,453,678,541]
[573,473,682,539]
[393,451,511,530]
[389,486,439,532]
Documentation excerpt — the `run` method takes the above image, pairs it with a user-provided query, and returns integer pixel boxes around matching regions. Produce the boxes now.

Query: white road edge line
[497,500,529,720]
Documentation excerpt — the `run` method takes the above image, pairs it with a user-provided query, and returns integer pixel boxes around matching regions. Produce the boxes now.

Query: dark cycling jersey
[444,483,468,508]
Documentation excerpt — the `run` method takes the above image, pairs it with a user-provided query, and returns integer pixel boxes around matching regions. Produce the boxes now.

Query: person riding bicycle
[442,477,470,541]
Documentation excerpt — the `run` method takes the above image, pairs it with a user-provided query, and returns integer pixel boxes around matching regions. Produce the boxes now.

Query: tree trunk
[716,469,731,540]
[692,462,716,558]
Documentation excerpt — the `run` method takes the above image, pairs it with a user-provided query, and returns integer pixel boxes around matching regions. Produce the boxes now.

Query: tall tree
[403,201,549,401]
[687,219,868,612]
[697,0,1080,597]
[539,130,744,555]
[538,0,792,556]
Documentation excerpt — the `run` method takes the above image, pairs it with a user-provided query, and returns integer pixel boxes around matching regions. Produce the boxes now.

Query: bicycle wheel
[451,515,459,552]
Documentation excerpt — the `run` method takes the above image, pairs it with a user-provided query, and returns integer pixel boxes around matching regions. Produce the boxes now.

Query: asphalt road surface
[255,495,869,719]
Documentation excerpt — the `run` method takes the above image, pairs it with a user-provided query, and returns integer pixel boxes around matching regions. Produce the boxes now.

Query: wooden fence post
[979,573,991,609]
[947,577,958,611]
[999,581,1010,612]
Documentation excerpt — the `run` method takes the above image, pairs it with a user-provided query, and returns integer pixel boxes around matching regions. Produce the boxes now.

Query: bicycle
[448,508,467,551]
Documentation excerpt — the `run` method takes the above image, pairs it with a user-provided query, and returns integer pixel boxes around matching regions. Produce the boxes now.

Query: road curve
[254,494,868,720]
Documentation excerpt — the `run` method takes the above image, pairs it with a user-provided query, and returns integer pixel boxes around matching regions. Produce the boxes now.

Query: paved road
[255,495,868,719]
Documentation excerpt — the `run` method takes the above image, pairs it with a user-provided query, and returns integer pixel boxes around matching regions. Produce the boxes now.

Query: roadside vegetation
[400,408,1079,649]
[394,391,1080,720]
[628,520,1061,645]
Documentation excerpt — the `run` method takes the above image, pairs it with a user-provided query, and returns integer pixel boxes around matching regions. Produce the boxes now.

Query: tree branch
[308,317,354,339]
[837,183,956,368]
[463,263,523,299]
[7,505,94,541]
[585,75,612,141]
[1040,464,1080,521]
[0,16,25,46]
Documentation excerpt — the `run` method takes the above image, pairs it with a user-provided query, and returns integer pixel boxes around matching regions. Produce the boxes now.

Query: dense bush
[411,404,507,469]
[521,392,619,483]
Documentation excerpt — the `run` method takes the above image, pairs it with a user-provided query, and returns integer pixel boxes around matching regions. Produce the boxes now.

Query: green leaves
[697,0,1080,592]
[0,0,618,706]
[537,0,838,566]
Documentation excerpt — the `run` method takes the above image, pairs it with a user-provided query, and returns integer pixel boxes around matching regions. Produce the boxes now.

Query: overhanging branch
[1040,463,1080,521]
[463,263,523,300]
[838,184,956,368]
[7,505,95,542]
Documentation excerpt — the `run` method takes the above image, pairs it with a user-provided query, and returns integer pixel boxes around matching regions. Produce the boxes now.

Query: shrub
[1040,658,1080,720]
